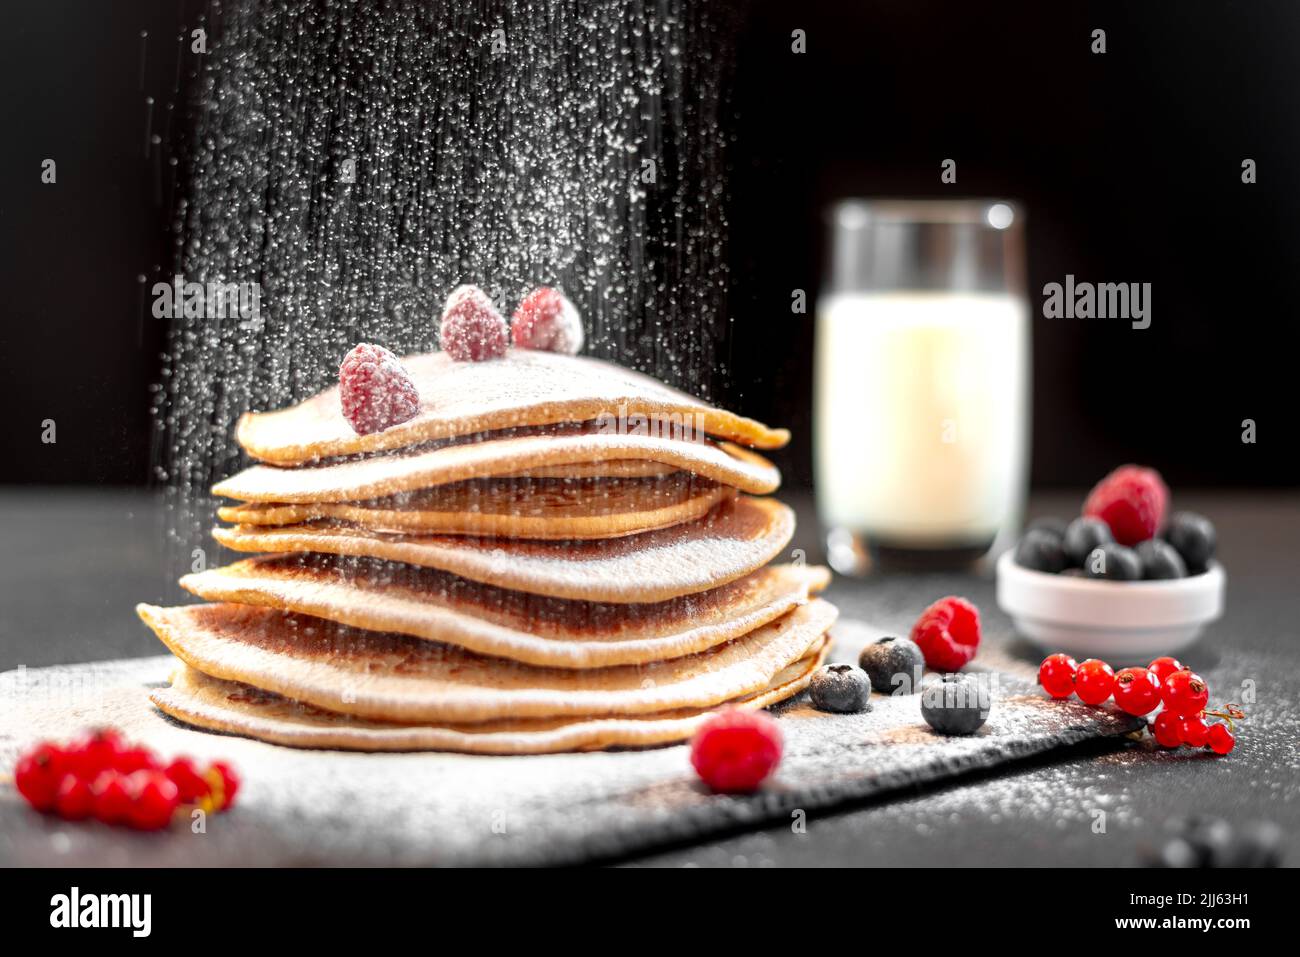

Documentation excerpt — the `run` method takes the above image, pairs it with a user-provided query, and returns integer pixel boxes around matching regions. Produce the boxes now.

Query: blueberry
[1151,837,1201,868]
[1063,516,1113,566]
[1014,528,1068,573]
[858,636,924,694]
[1156,816,1236,868]
[1220,821,1283,868]
[920,673,989,735]
[1082,542,1142,581]
[1136,539,1187,580]
[809,664,872,713]
[1164,511,1216,572]
[1026,516,1068,540]
[1151,816,1285,868]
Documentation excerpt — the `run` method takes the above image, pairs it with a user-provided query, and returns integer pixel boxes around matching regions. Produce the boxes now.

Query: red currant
[1206,723,1236,756]
[164,757,211,804]
[91,771,136,825]
[65,728,124,780]
[1160,670,1209,719]
[1179,715,1210,749]
[1112,667,1162,716]
[55,775,94,820]
[1037,653,1078,698]
[14,744,66,812]
[113,746,159,774]
[1152,711,1184,748]
[1074,659,1116,705]
[127,771,179,831]
[1147,656,1185,686]
[205,761,241,811]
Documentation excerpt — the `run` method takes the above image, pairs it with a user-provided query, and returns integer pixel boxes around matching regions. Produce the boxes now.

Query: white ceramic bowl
[996,550,1225,661]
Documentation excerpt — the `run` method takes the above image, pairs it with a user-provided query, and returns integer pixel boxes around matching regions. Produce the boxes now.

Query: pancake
[136,599,837,723]
[149,636,828,753]
[212,429,780,503]
[236,349,789,466]
[500,459,676,480]
[213,496,795,602]
[180,555,830,668]
[217,474,733,539]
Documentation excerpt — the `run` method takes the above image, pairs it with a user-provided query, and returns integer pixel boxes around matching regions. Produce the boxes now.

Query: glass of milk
[815,200,1029,573]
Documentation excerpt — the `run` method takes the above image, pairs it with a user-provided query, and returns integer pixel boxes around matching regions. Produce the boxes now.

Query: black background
[1,0,1296,488]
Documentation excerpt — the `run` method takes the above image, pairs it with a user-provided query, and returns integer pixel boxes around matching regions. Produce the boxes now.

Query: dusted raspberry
[511,286,584,355]
[1082,465,1169,545]
[910,596,981,672]
[439,284,509,361]
[690,709,782,793]
[338,343,421,435]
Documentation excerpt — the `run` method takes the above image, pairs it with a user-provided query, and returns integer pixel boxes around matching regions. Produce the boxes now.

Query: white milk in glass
[815,290,1029,558]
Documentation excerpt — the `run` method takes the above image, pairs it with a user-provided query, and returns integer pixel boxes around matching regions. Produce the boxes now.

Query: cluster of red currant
[13,728,240,830]
[1038,654,1239,755]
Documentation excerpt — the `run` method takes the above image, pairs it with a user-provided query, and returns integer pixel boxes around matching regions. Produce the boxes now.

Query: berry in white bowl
[996,549,1225,660]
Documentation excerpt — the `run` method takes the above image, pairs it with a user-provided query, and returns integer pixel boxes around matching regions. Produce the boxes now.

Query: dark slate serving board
[0,624,1142,867]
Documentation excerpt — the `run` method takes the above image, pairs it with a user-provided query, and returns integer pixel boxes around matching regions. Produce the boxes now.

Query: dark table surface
[2,487,1297,867]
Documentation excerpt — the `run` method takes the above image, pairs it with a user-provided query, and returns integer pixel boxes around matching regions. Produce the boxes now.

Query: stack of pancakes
[139,350,837,753]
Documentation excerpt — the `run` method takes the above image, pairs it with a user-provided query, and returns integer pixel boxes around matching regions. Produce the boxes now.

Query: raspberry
[689,709,782,793]
[1074,658,1117,705]
[338,343,421,435]
[1113,667,1162,716]
[510,286,584,355]
[439,284,509,361]
[910,596,981,671]
[1037,653,1077,699]
[1206,722,1236,756]
[1152,711,1184,748]
[1082,465,1169,546]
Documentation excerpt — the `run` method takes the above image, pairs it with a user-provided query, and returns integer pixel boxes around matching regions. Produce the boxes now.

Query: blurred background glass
[815,200,1029,573]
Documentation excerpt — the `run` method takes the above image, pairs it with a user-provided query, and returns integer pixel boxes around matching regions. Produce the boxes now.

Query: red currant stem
[1202,703,1244,733]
